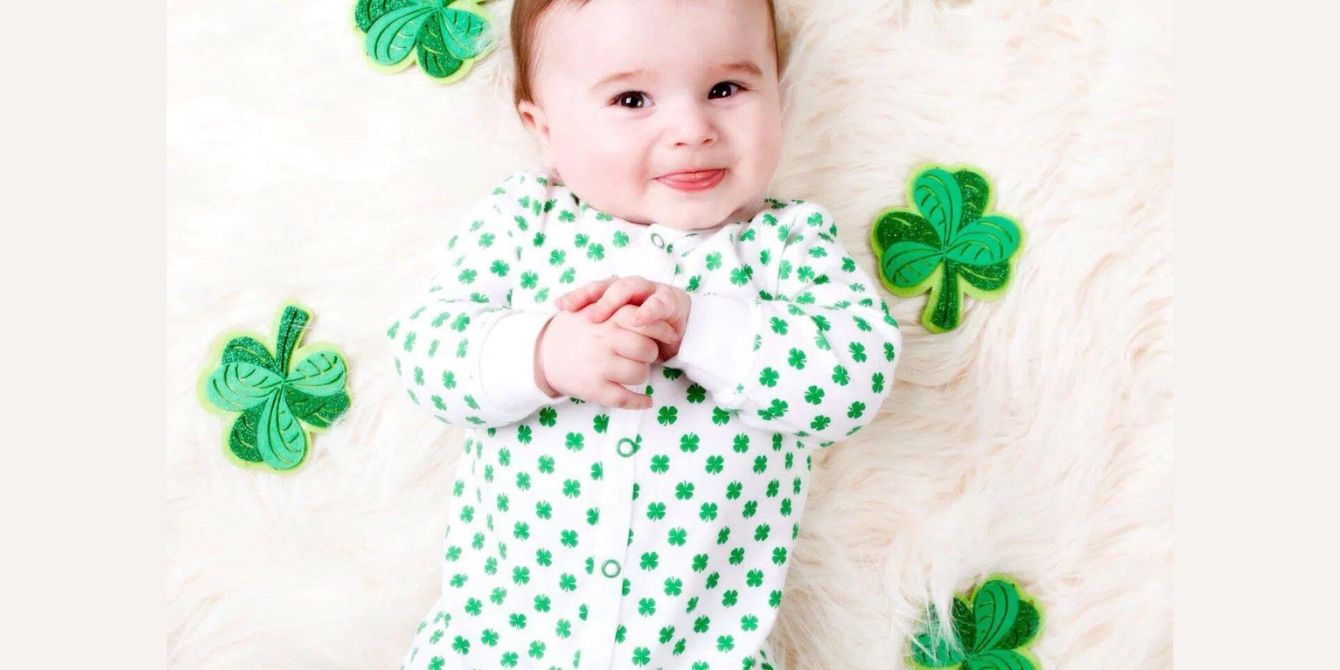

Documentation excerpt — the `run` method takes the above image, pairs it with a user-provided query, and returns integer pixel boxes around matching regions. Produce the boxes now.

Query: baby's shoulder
[476,169,581,232]
[489,169,561,207]
[491,169,554,192]
[737,196,839,245]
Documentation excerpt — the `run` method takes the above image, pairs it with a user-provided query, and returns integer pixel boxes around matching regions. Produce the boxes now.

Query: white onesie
[388,170,902,670]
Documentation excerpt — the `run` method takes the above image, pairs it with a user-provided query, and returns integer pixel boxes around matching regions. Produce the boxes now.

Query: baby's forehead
[532,0,775,81]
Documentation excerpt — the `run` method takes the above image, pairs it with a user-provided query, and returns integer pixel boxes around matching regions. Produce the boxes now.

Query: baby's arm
[386,174,560,428]
[669,204,902,445]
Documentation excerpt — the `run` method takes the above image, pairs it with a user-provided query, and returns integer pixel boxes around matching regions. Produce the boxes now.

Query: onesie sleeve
[386,172,559,428]
[664,203,903,446]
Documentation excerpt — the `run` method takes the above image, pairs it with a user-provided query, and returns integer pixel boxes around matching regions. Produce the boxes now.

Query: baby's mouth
[656,169,726,192]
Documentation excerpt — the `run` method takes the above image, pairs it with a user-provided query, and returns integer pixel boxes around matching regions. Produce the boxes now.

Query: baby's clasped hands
[558,276,691,360]
[535,276,692,410]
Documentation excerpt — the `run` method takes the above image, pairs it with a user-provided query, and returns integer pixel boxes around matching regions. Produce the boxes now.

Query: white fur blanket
[167,0,1172,667]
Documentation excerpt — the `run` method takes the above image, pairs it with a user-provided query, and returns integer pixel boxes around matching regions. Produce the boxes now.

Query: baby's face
[518,0,782,231]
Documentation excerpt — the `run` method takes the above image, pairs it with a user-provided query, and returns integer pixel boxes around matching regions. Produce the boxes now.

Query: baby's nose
[673,128,716,147]
[670,108,717,147]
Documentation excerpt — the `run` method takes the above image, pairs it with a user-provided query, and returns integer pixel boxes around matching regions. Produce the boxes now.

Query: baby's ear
[517,100,556,172]
[517,101,549,142]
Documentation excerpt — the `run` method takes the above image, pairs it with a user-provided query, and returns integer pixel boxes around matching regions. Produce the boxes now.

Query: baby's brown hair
[510,0,782,111]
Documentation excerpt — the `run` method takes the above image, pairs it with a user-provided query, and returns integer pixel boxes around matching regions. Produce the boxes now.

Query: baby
[387,0,902,668]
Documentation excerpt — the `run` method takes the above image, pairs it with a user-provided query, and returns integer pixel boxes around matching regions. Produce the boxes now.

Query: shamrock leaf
[199,304,352,471]
[286,350,348,396]
[870,165,1025,333]
[205,362,283,412]
[227,405,265,463]
[284,387,352,429]
[256,391,307,469]
[221,335,277,369]
[909,576,1044,670]
[354,0,495,83]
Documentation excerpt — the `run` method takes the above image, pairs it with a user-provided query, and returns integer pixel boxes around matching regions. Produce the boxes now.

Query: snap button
[601,559,621,578]
[650,232,665,249]
[616,437,639,457]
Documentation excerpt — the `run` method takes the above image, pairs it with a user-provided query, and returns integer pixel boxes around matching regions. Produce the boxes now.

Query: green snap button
[601,559,621,578]
[650,232,665,249]
[616,437,638,457]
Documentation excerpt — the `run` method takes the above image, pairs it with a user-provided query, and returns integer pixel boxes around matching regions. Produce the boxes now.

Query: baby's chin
[640,192,768,231]
[568,179,766,230]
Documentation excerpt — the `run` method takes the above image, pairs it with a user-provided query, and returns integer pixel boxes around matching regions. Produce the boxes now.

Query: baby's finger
[555,277,616,311]
[630,292,672,326]
[634,320,678,343]
[585,276,657,322]
[613,309,678,343]
[605,357,651,385]
[597,382,652,410]
[613,330,659,364]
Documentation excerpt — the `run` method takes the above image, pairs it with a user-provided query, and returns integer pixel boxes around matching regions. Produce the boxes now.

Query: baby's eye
[708,81,743,99]
[614,91,650,109]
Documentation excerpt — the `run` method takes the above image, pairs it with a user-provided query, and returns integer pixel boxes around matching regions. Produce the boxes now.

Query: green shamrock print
[870,165,1025,333]
[354,0,495,83]
[909,576,1044,670]
[200,304,351,471]
[389,171,898,670]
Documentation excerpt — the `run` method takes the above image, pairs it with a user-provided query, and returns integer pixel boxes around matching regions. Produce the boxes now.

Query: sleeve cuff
[664,294,759,404]
[478,310,558,418]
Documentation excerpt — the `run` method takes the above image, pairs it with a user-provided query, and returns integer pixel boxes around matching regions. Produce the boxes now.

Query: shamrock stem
[931,263,961,332]
[274,305,310,375]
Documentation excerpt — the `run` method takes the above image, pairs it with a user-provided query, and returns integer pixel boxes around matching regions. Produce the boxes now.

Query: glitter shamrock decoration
[909,576,1044,670]
[199,304,351,471]
[870,165,1025,333]
[354,0,495,83]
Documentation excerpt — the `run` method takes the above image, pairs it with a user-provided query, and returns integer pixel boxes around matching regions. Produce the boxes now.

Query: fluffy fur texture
[167,0,1172,667]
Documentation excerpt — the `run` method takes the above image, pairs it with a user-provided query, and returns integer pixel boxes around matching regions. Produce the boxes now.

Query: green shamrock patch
[910,576,1044,670]
[354,0,495,83]
[199,304,351,471]
[870,165,1025,333]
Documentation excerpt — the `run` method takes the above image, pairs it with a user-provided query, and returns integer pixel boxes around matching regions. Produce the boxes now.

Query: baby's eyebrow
[717,61,763,79]
[590,69,651,94]
[589,61,764,94]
